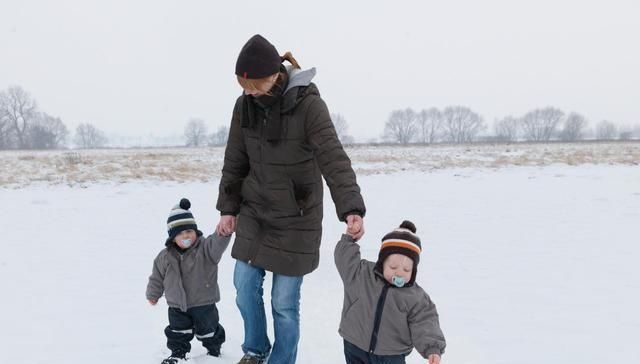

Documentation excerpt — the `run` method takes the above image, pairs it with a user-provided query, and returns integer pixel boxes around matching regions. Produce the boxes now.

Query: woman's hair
[237,52,301,94]
[281,51,300,69]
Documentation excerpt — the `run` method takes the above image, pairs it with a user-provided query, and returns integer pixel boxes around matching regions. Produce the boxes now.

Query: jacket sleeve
[334,234,366,285]
[204,233,232,264]
[305,96,366,221]
[409,292,447,358]
[146,253,165,301]
[216,97,249,216]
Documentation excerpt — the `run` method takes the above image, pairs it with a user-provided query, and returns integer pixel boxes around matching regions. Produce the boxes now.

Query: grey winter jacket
[146,233,231,312]
[334,234,446,358]
[217,66,366,276]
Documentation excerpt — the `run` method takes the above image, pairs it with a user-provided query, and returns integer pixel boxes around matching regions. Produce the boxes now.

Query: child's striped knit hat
[375,220,422,284]
[166,198,198,242]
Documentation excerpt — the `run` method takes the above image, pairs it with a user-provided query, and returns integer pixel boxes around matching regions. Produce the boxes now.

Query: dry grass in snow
[1,141,639,188]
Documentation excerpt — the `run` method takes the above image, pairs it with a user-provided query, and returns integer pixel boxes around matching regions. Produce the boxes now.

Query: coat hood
[281,66,318,113]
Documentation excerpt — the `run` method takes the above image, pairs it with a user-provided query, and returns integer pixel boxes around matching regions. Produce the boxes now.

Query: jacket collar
[281,66,318,113]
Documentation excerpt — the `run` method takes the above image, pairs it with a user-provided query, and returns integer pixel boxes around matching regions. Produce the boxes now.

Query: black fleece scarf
[240,67,289,142]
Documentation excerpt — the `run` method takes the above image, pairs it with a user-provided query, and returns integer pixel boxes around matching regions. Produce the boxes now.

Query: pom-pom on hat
[166,198,198,243]
[375,220,423,284]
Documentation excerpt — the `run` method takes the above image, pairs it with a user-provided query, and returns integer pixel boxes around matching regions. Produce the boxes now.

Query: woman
[216,34,366,364]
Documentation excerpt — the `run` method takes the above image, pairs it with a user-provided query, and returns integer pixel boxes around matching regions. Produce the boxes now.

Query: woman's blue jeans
[234,259,303,364]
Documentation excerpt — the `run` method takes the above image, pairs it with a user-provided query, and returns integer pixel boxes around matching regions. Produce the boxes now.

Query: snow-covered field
[1,145,639,364]
[1,141,639,188]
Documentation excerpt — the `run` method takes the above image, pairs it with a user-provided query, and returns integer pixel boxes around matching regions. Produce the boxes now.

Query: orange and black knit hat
[375,220,422,284]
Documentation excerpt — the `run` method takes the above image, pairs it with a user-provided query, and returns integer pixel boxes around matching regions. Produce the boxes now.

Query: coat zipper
[247,111,268,265]
[175,252,188,311]
[368,283,390,353]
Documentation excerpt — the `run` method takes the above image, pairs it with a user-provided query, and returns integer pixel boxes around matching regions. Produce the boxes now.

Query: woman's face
[241,73,279,97]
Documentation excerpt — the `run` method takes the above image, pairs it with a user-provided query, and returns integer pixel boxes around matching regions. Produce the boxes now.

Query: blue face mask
[180,238,193,248]
[391,275,406,288]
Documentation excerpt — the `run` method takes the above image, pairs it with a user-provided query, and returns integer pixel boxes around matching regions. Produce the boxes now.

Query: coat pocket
[266,181,301,218]
[293,181,311,208]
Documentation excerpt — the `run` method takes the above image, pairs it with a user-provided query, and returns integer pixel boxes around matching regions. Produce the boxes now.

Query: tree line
[374,106,639,145]
[0,85,232,150]
[183,118,228,147]
[0,86,108,149]
[183,113,357,147]
[3,85,638,150]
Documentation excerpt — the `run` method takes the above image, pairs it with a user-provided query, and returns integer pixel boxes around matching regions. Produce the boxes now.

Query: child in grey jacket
[334,220,446,364]
[146,198,231,364]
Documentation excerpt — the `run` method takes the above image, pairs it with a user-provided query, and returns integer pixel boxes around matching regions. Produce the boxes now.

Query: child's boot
[204,324,225,357]
[161,351,186,364]
[207,346,220,357]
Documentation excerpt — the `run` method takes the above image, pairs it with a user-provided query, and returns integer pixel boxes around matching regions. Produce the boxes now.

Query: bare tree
[382,108,417,144]
[416,108,442,144]
[521,107,564,141]
[0,86,37,148]
[494,116,520,142]
[619,131,633,140]
[331,113,347,139]
[560,112,588,141]
[208,126,229,146]
[617,124,636,140]
[28,113,68,149]
[441,106,485,144]
[340,134,355,145]
[28,125,56,149]
[595,120,617,140]
[74,123,108,149]
[330,113,354,144]
[184,118,208,147]
[0,97,14,149]
[0,121,11,149]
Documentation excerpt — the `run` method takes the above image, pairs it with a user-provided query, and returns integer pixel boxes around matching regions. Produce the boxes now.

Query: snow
[2,141,639,188]
[1,161,639,363]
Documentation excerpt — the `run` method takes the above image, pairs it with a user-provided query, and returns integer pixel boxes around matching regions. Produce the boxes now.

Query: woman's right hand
[346,214,365,241]
[216,215,237,236]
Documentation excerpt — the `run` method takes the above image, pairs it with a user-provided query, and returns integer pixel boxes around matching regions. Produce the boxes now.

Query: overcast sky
[1,0,638,141]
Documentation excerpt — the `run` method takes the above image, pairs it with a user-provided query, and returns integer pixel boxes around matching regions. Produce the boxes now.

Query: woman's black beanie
[235,34,282,79]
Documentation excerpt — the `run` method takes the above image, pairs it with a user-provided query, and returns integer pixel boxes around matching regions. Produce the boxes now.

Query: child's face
[383,254,414,286]
[174,229,197,249]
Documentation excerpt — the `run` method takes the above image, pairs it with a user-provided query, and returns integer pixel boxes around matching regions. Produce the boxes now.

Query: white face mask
[180,238,193,248]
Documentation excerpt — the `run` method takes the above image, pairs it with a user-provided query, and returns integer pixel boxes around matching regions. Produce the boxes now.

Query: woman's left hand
[346,214,365,241]
[216,215,236,236]
[428,354,441,364]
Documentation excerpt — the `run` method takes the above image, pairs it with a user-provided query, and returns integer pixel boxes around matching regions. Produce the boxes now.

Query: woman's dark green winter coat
[216,67,366,276]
